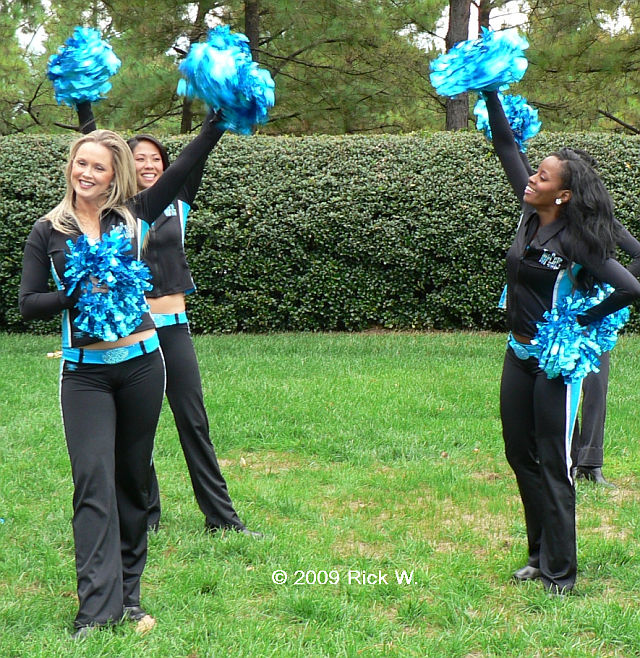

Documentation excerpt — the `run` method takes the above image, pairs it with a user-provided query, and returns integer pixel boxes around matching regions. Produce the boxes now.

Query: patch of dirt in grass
[330,533,390,560]
[218,450,321,474]
[600,478,639,502]
[11,581,46,595]
[471,470,505,482]
[579,518,631,542]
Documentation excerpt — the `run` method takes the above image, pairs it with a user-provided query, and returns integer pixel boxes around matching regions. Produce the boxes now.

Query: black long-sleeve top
[486,91,640,337]
[19,120,224,347]
[142,150,211,298]
[76,103,220,298]
[517,151,640,279]
[76,101,97,133]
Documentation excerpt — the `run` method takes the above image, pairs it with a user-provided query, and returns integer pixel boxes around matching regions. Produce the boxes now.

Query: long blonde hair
[45,129,138,237]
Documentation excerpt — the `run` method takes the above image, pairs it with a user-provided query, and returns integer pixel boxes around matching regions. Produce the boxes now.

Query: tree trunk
[179,1,212,133]
[477,0,491,31]
[245,0,260,62]
[180,97,193,134]
[445,0,471,131]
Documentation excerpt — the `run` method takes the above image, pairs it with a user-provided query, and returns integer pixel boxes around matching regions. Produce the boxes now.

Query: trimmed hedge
[2,131,640,334]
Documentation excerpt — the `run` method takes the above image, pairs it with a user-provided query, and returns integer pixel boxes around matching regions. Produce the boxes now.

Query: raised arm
[180,114,225,206]
[76,101,97,134]
[518,151,534,176]
[133,112,224,222]
[485,91,530,203]
[19,225,76,320]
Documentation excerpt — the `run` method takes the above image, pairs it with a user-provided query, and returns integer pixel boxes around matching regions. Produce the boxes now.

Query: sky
[424,1,529,51]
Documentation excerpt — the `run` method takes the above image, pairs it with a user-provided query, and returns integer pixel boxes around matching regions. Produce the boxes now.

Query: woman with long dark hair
[486,91,640,594]
[514,144,640,488]
[126,130,259,537]
[76,101,257,536]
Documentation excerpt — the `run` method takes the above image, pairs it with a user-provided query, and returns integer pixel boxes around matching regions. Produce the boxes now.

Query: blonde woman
[19,119,223,638]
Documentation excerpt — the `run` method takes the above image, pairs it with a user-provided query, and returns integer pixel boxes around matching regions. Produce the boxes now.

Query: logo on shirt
[164,204,177,217]
[538,251,563,270]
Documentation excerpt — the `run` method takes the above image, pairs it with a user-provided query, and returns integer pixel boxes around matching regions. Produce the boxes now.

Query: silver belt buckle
[511,341,531,360]
[102,347,130,364]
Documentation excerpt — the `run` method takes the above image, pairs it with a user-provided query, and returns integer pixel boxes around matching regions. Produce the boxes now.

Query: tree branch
[18,81,46,128]
[53,122,82,131]
[261,49,386,77]
[134,107,184,133]
[348,122,405,133]
[259,38,348,77]
[597,109,640,134]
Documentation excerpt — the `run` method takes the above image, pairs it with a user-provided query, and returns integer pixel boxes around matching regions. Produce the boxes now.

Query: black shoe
[237,527,264,539]
[71,625,98,640]
[205,522,263,538]
[512,565,541,582]
[123,605,148,622]
[575,467,616,488]
[122,605,156,635]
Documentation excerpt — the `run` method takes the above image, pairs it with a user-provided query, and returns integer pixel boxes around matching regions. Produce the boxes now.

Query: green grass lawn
[1,331,640,657]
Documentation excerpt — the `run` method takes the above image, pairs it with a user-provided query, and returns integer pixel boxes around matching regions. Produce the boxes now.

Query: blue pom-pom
[176,25,275,135]
[64,227,153,342]
[47,26,121,107]
[474,92,541,152]
[531,285,629,383]
[430,27,529,97]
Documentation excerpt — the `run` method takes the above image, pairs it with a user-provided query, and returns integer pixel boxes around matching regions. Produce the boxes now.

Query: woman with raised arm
[77,102,258,537]
[128,130,261,536]
[485,90,640,595]
[515,147,640,488]
[19,115,224,638]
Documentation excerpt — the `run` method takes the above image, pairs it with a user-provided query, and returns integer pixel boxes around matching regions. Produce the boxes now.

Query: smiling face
[523,156,572,211]
[132,140,165,190]
[70,142,115,206]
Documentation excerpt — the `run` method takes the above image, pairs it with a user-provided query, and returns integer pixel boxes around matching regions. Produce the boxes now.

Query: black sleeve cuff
[59,288,79,309]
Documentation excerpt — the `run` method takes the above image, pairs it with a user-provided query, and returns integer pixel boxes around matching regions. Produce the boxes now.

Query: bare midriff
[147,292,186,315]
[85,328,157,350]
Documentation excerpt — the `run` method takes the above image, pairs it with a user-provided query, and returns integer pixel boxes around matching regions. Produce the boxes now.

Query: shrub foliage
[2,131,640,334]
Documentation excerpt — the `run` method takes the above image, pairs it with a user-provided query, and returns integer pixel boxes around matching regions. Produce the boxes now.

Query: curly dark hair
[552,147,619,265]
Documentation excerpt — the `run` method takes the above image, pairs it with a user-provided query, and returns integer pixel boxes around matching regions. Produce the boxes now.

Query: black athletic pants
[500,346,582,592]
[147,323,243,530]
[572,351,609,470]
[60,350,164,628]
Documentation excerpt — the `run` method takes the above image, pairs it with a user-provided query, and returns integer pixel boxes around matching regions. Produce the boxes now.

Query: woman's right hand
[89,276,109,293]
